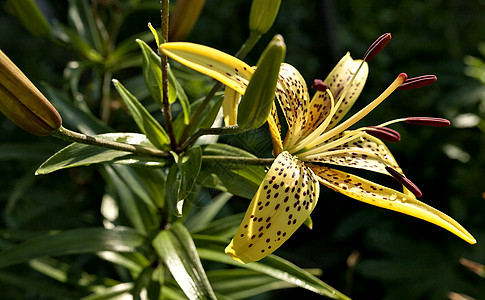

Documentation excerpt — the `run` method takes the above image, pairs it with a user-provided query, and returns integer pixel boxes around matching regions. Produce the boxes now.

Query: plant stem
[177,32,262,149]
[178,125,243,151]
[53,126,170,158]
[161,0,177,150]
[202,155,273,166]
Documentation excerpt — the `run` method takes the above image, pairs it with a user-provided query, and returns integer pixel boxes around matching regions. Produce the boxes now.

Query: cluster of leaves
[2,0,485,299]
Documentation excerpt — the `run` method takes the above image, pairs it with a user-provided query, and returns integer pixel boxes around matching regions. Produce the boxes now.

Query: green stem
[177,32,262,149]
[53,126,170,158]
[161,0,177,150]
[202,155,273,166]
[178,125,243,151]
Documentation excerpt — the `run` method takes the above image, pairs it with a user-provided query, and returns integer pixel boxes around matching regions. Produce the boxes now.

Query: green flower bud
[237,34,286,130]
[0,50,62,136]
[249,0,282,35]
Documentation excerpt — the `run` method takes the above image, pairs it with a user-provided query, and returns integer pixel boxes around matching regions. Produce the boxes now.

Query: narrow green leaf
[152,223,217,300]
[185,192,233,232]
[168,67,191,124]
[172,93,224,141]
[68,0,105,52]
[0,228,144,268]
[6,0,51,38]
[97,251,149,275]
[81,283,133,300]
[177,146,203,200]
[238,35,286,130]
[137,39,177,106]
[0,270,85,299]
[194,235,350,300]
[166,163,184,217]
[197,144,265,199]
[148,23,163,48]
[36,133,162,175]
[102,166,148,234]
[192,213,243,239]
[113,79,170,150]
[208,269,295,299]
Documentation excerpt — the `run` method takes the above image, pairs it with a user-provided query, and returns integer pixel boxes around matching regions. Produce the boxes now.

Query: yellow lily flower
[160,34,476,264]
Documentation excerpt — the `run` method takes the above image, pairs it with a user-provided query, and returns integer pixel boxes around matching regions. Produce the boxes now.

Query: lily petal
[226,151,320,263]
[268,102,283,156]
[160,42,253,94]
[222,86,240,126]
[322,53,368,131]
[308,165,476,244]
[300,132,402,175]
[276,63,312,149]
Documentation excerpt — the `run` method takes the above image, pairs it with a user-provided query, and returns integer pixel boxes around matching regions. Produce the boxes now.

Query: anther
[405,117,450,127]
[312,79,329,92]
[364,126,401,142]
[397,75,437,90]
[363,33,391,62]
[385,166,422,197]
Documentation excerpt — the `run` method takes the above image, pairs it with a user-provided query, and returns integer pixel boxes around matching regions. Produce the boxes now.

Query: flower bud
[0,50,61,135]
[249,0,282,35]
[237,34,286,130]
[169,0,206,41]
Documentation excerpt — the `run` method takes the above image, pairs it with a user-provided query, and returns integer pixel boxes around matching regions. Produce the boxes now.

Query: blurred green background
[1,0,485,299]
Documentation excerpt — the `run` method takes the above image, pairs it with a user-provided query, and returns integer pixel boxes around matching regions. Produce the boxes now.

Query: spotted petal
[225,151,320,263]
[301,132,402,175]
[160,42,254,95]
[322,52,368,131]
[308,165,476,244]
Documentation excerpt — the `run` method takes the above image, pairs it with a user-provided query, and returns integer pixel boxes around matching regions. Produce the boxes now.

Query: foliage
[1,0,485,299]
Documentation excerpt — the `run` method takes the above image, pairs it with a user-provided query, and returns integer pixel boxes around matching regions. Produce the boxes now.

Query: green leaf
[172,93,224,141]
[68,0,105,52]
[152,223,217,300]
[168,66,191,124]
[0,228,144,268]
[237,35,286,130]
[185,192,233,232]
[177,146,203,200]
[197,144,265,199]
[81,283,133,300]
[194,235,350,300]
[137,39,177,106]
[113,79,170,150]
[6,0,51,38]
[166,163,184,217]
[51,21,102,63]
[166,147,203,217]
[36,133,164,175]
[192,213,243,239]
[208,269,295,299]
[148,23,163,49]
[97,252,150,275]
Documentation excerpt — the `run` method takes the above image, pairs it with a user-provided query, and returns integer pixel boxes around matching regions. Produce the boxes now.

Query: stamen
[312,79,329,92]
[405,117,450,127]
[385,166,422,197]
[397,75,437,90]
[363,33,391,62]
[364,126,401,142]
[293,73,407,152]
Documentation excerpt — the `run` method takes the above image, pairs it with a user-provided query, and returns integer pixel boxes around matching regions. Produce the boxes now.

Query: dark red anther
[312,79,329,92]
[397,75,437,90]
[364,126,401,142]
[385,166,422,198]
[405,117,450,127]
[363,33,391,62]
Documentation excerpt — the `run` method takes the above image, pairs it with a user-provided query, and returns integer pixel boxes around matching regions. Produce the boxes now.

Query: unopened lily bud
[169,0,206,41]
[0,50,61,135]
[237,34,286,130]
[249,0,282,35]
